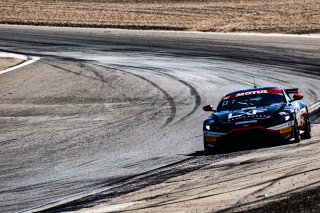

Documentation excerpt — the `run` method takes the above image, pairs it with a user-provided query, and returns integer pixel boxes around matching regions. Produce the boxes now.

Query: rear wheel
[302,115,311,139]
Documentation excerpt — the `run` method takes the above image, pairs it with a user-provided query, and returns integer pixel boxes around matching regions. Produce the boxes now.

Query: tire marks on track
[36,61,166,137]
[104,64,202,125]
[107,66,177,127]
[47,59,201,127]
[47,62,107,84]
[158,73,201,123]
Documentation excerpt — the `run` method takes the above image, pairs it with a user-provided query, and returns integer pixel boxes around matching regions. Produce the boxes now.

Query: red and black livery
[203,86,311,153]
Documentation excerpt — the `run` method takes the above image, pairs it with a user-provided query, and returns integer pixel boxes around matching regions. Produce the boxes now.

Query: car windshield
[217,90,286,111]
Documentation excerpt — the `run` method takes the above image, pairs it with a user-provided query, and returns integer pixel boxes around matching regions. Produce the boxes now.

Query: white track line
[0,52,40,75]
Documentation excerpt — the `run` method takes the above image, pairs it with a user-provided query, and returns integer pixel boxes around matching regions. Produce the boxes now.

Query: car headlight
[205,125,211,130]
[204,115,220,131]
[271,115,292,125]
[205,124,220,131]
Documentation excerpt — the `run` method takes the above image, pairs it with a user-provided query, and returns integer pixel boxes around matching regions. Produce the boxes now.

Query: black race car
[203,86,311,153]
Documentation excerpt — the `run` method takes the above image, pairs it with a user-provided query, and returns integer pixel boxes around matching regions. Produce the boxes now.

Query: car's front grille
[220,128,282,152]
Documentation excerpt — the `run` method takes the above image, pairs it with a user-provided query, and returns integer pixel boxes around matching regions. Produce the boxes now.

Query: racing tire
[293,119,301,143]
[301,116,311,139]
[204,142,216,155]
[204,149,215,155]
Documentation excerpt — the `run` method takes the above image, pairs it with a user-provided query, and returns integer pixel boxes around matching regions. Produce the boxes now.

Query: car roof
[224,86,283,97]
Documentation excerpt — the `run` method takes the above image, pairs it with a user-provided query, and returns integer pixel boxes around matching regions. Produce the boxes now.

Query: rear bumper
[204,121,294,150]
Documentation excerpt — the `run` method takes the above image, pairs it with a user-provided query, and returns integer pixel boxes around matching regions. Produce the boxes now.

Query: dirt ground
[0,0,319,33]
[0,57,24,71]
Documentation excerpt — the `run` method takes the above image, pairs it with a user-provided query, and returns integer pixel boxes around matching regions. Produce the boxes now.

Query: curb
[0,52,28,60]
[0,52,40,75]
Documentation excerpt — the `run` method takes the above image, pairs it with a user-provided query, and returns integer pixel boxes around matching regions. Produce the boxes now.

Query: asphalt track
[0,25,319,212]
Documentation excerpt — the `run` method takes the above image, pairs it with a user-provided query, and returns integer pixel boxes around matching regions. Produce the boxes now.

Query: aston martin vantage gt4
[203,86,311,153]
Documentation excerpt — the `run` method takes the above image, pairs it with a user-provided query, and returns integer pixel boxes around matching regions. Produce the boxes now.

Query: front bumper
[204,121,294,150]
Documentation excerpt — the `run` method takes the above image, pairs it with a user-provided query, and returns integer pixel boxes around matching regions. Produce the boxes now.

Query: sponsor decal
[224,89,283,99]
[235,120,257,125]
[236,90,268,97]
[228,109,266,119]
[296,107,307,127]
[203,131,225,137]
[268,120,294,130]
[279,112,289,116]
[205,136,217,142]
[280,126,292,133]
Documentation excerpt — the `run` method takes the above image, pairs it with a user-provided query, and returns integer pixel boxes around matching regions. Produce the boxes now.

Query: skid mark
[106,64,201,122]
[47,62,107,84]
[114,68,176,127]
[91,63,174,126]
[79,62,106,83]
[159,73,201,123]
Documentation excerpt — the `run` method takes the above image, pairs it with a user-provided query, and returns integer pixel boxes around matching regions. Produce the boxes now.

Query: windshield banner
[224,89,283,100]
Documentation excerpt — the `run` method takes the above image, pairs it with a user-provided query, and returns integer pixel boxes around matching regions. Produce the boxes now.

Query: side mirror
[293,93,303,100]
[203,104,214,111]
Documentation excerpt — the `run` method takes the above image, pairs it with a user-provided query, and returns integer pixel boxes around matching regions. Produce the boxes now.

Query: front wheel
[293,119,301,143]
[204,141,216,155]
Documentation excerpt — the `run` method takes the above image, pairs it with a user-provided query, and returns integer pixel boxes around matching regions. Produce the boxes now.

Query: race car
[203,86,311,153]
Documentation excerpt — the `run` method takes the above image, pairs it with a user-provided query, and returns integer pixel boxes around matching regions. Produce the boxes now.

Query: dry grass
[0,0,319,33]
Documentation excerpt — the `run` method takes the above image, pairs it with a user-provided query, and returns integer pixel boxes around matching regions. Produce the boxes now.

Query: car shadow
[187,141,292,156]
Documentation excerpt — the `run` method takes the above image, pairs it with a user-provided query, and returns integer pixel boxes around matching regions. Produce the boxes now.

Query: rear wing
[285,88,299,94]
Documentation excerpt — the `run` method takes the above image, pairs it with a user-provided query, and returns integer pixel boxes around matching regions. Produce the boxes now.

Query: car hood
[212,103,287,126]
